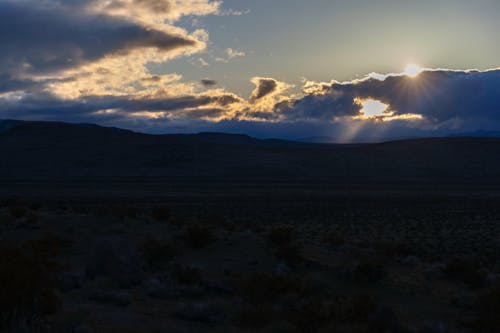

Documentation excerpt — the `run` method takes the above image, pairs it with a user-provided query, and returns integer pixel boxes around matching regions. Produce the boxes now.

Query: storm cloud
[281,69,500,129]
[0,0,198,78]
[3,68,500,141]
[250,78,279,101]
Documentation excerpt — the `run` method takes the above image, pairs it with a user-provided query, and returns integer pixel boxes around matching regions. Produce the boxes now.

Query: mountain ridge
[2,119,500,185]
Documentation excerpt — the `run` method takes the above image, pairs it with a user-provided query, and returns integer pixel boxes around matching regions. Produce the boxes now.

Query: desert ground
[1,183,499,333]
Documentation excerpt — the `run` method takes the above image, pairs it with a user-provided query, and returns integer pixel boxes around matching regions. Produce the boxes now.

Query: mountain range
[2,119,500,186]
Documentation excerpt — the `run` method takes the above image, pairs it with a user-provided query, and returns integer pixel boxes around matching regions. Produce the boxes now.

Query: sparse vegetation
[472,285,500,332]
[268,225,296,247]
[444,257,487,288]
[109,205,140,220]
[140,237,177,269]
[181,224,214,249]
[0,192,498,331]
[234,303,275,329]
[0,242,61,329]
[353,258,387,283]
[8,205,29,219]
[151,206,171,222]
[323,230,345,247]
[273,243,304,266]
[172,264,203,285]
[238,272,305,304]
[374,240,413,259]
[23,233,74,259]
[267,225,304,266]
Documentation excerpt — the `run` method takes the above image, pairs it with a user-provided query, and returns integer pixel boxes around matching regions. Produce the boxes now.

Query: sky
[1,0,500,141]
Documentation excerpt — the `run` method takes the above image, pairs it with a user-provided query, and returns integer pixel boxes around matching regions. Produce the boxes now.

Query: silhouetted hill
[450,130,500,138]
[0,119,24,133]
[2,120,500,185]
[297,136,337,143]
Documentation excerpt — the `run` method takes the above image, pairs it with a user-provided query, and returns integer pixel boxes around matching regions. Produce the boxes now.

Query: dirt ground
[0,185,499,332]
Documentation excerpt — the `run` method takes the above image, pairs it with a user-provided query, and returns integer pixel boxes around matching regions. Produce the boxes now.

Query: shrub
[88,291,131,307]
[140,237,177,270]
[25,201,42,211]
[373,240,413,259]
[8,205,29,219]
[273,243,304,267]
[287,298,331,332]
[0,198,18,208]
[234,304,275,329]
[24,212,39,226]
[268,225,296,247]
[323,231,345,247]
[168,216,187,227]
[0,214,10,226]
[202,213,233,230]
[172,264,202,285]
[151,206,171,222]
[353,259,387,283]
[281,294,378,331]
[23,233,74,259]
[0,242,61,328]
[238,273,304,304]
[330,294,378,323]
[444,257,486,288]
[108,205,140,220]
[472,285,500,332]
[182,224,214,249]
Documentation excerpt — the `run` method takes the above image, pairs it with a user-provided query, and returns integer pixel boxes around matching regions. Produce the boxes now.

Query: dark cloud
[210,94,241,106]
[3,69,500,142]
[201,79,218,87]
[100,0,171,14]
[280,69,500,127]
[0,1,196,77]
[0,74,41,94]
[250,78,278,101]
[0,91,241,121]
[140,76,163,84]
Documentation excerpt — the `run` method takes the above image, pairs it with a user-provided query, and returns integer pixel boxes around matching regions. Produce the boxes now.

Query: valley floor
[0,183,499,332]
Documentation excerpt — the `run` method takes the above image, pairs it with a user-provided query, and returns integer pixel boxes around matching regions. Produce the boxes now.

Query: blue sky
[166,0,500,95]
[1,0,500,141]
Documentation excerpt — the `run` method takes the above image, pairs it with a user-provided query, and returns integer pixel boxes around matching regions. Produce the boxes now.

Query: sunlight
[353,97,424,123]
[356,98,390,118]
[404,64,424,77]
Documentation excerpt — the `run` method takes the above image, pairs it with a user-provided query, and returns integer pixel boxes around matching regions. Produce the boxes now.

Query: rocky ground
[0,191,499,333]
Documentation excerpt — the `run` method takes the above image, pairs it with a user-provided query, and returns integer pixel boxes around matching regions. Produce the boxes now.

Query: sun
[404,64,424,77]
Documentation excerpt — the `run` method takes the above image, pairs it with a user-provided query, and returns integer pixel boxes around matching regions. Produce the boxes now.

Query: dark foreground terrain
[0,121,499,332]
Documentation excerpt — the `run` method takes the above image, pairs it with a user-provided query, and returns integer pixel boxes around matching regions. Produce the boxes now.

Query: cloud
[215,48,246,63]
[3,62,500,141]
[86,0,220,24]
[0,86,244,123]
[218,8,250,16]
[0,1,201,78]
[201,79,218,87]
[250,78,278,101]
[281,69,500,128]
[249,77,294,102]
[193,58,210,67]
[0,0,227,107]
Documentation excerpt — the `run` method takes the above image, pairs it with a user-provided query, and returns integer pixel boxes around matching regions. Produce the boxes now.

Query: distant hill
[2,119,500,185]
[297,136,337,143]
[0,119,25,133]
[450,130,500,138]
[299,131,500,143]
